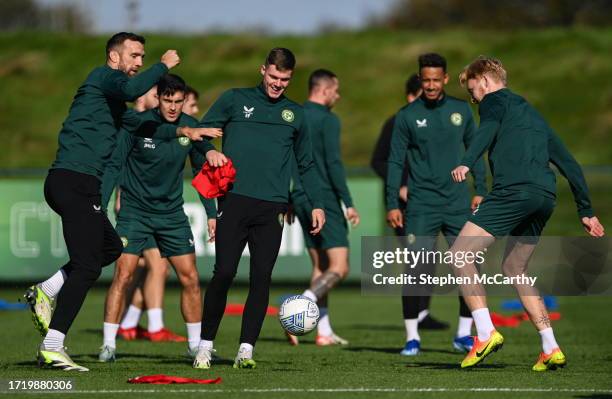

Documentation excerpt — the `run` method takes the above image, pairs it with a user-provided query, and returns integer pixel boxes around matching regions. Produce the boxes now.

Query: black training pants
[201,193,286,346]
[44,169,122,334]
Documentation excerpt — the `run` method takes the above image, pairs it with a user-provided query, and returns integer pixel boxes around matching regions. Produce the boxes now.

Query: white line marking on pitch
[2,387,612,394]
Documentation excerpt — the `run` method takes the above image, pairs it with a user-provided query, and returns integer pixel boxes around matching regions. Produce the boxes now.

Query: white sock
[417,309,429,323]
[405,318,420,341]
[302,290,317,302]
[198,340,213,350]
[40,269,67,298]
[317,308,333,336]
[457,316,473,338]
[472,308,495,341]
[103,322,119,349]
[186,322,201,351]
[539,328,559,355]
[147,308,164,333]
[120,305,142,329]
[238,342,253,357]
[42,329,65,350]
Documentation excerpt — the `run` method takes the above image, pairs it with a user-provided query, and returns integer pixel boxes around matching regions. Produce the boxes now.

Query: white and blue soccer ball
[279,295,319,336]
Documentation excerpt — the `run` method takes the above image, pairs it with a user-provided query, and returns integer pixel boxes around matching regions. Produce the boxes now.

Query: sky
[38,0,398,34]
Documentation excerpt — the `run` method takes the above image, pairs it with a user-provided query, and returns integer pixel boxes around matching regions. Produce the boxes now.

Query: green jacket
[101,109,216,218]
[462,88,593,218]
[290,101,353,207]
[386,94,487,212]
[51,63,181,179]
[196,84,323,207]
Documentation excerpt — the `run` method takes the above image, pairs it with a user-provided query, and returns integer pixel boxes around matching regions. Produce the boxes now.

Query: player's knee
[180,270,200,291]
[328,263,349,280]
[115,267,134,287]
[103,242,123,267]
[212,266,237,284]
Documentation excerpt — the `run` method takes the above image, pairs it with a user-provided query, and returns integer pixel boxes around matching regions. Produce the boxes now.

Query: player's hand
[178,126,222,141]
[206,150,228,167]
[471,195,484,211]
[285,205,295,225]
[200,128,223,138]
[451,165,470,182]
[387,209,403,229]
[399,186,409,203]
[161,50,180,69]
[582,216,605,237]
[207,219,216,243]
[310,208,325,235]
[346,207,360,227]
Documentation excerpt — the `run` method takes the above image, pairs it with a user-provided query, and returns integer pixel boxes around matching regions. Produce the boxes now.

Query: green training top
[100,109,216,218]
[195,84,323,208]
[51,63,182,179]
[461,88,593,218]
[386,95,488,211]
[290,101,353,207]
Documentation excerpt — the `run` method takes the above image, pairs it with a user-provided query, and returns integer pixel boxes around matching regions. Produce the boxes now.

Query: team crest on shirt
[450,113,463,126]
[278,213,285,228]
[143,138,156,149]
[281,109,294,122]
[178,136,190,146]
[243,106,255,118]
[120,237,129,248]
[416,119,427,128]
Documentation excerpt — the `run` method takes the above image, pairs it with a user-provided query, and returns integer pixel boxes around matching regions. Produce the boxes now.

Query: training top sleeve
[189,147,217,219]
[462,104,488,196]
[323,114,353,208]
[100,63,168,102]
[370,116,395,179]
[461,93,504,169]
[100,129,135,210]
[547,129,594,218]
[199,89,235,128]
[386,111,410,210]
[294,115,324,209]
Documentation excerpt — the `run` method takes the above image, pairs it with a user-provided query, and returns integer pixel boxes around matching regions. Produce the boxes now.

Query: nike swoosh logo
[543,358,551,365]
[476,341,492,357]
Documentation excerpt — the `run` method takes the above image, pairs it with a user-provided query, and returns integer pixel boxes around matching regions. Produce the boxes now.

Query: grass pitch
[0,286,611,398]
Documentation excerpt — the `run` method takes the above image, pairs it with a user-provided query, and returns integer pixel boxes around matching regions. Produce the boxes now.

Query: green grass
[0,28,611,169]
[0,287,611,398]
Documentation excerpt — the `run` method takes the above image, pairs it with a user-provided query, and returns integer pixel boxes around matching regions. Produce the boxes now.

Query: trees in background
[379,0,612,30]
[0,0,90,33]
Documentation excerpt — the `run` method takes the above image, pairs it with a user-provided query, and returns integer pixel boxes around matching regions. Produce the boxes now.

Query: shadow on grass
[404,361,507,370]
[348,324,404,331]
[343,346,402,354]
[574,395,612,399]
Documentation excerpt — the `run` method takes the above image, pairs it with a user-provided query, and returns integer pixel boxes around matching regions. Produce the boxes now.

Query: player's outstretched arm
[548,129,604,236]
[100,50,179,102]
[463,106,488,199]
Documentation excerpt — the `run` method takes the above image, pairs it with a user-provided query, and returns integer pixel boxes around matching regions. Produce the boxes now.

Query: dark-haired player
[192,48,325,370]
[24,32,212,371]
[98,74,223,362]
[450,56,604,370]
[386,53,488,356]
[289,69,359,346]
[371,74,453,335]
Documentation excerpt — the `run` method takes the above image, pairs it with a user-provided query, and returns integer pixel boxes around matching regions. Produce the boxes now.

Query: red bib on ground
[128,375,222,384]
[192,159,236,199]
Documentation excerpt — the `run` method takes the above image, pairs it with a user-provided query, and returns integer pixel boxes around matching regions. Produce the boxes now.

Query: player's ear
[260,64,266,77]
[443,73,450,85]
[108,49,120,64]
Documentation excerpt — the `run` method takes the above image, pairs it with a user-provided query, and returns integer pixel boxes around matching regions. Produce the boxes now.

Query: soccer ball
[278,295,319,336]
